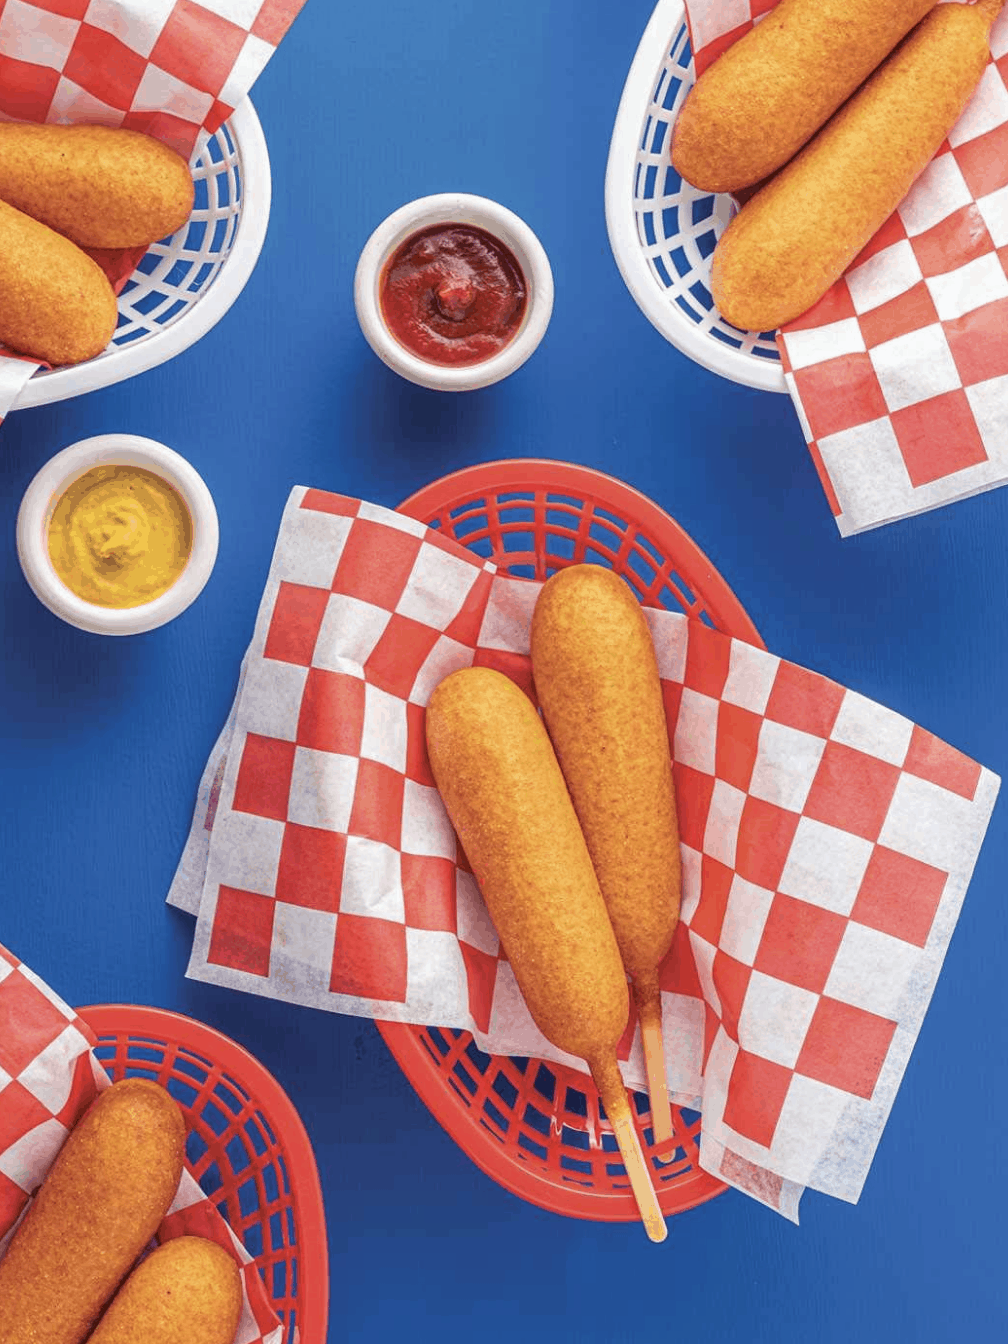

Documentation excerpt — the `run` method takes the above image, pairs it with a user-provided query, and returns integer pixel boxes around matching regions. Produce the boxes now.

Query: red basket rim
[77,1003,329,1344]
[376,458,766,1224]
[397,457,766,650]
[377,1021,728,1222]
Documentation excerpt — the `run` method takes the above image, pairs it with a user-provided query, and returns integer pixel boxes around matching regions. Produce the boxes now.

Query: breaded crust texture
[0,1079,186,1344]
[0,124,194,249]
[711,2,1001,333]
[426,666,629,1068]
[86,1237,243,1344]
[0,199,118,365]
[672,0,937,192]
[530,565,680,983]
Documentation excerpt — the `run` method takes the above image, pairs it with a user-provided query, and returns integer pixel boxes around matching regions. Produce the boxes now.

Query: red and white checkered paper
[0,0,307,416]
[683,0,1008,536]
[168,488,999,1220]
[0,943,282,1344]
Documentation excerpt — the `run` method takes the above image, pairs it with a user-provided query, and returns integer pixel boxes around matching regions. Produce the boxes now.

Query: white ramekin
[354,192,554,392]
[16,435,219,636]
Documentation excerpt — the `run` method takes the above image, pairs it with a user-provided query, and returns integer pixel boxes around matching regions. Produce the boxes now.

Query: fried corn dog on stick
[530,566,681,1151]
[0,198,117,365]
[426,666,667,1242]
[672,0,938,193]
[0,1079,185,1344]
[86,1237,243,1344]
[0,124,194,249]
[711,0,1005,334]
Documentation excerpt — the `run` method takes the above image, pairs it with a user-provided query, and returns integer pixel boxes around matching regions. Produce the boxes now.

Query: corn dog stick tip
[592,1056,668,1244]
[611,1113,669,1243]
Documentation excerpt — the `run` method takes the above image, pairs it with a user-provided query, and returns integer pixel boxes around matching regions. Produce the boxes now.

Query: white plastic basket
[605,0,787,393]
[11,99,271,411]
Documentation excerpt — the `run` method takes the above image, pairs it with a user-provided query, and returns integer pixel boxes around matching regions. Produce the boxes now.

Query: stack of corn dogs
[426,565,682,1243]
[0,1080,242,1344]
[0,125,194,367]
[670,0,1006,333]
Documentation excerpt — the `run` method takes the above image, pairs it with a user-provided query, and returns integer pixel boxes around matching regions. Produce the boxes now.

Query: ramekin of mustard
[16,435,219,635]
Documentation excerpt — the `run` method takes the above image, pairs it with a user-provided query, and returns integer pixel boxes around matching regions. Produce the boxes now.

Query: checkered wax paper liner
[0,945,282,1344]
[682,0,1008,536]
[168,487,999,1220]
[0,0,307,414]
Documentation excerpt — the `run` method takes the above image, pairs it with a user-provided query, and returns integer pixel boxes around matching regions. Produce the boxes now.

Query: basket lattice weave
[377,459,764,1224]
[112,129,243,346]
[605,0,787,391]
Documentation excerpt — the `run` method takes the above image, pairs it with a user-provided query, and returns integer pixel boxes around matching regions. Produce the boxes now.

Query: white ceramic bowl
[16,435,219,636]
[354,192,554,391]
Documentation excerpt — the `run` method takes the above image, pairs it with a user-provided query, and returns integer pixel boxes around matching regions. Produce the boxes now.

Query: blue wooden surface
[2,2,1006,1339]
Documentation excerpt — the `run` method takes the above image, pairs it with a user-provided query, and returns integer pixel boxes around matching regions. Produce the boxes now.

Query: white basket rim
[11,98,272,412]
[604,0,788,394]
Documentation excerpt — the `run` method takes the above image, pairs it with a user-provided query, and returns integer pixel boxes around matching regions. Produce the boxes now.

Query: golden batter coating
[427,666,667,1239]
[672,0,937,193]
[711,1,1002,334]
[0,1079,186,1344]
[0,125,194,249]
[426,666,629,1068]
[531,564,681,1144]
[87,1237,242,1344]
[530,565,681,991]
[0,199,118,365]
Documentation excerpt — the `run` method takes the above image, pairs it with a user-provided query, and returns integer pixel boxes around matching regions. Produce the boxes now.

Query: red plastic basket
[77,1004,328,1344]
[377,458,766,1224]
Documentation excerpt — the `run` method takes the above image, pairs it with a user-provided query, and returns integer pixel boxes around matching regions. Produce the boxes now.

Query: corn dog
[426,666,667,1241]
[86,1237,243,1344]
[0,199,118,365]
[711,0,1004,334]
[0,1079,185,1344]
[530,565,681,1150]
[672,0,937,193]
[0,124,194,249]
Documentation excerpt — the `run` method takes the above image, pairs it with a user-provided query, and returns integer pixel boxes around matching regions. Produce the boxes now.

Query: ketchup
[379,223,528,367]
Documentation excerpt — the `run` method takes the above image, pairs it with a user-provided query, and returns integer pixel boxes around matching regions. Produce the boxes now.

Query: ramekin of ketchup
[354,194,554,391]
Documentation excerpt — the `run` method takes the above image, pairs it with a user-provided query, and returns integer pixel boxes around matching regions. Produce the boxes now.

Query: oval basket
[77,1004,328,1344]
[11,99,271,411]
[377,457,766,1225]
[604,0,788,393]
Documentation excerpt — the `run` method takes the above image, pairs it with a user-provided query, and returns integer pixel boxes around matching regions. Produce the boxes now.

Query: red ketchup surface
[379,223,528,367]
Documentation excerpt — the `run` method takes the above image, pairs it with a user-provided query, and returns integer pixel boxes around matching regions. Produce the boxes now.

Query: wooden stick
[636,978,674,1154]
[592,1055,667,1243]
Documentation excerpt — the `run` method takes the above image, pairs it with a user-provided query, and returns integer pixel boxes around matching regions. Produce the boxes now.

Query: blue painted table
[2,2,1005,1339]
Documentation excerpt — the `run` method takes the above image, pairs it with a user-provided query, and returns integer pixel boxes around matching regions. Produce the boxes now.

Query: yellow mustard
[47,464,193,609]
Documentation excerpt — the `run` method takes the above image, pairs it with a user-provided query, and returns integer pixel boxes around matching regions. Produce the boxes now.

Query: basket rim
[375,1020,730,1225]
[76,1002,329,1344]
[603,0,788,394]
[398,456,765,647]
[376,457,765,1224]
[11,98,272,412]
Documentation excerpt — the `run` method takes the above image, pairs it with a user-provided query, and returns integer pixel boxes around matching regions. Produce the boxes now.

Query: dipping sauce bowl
[16,434,219,636]
[354,192,554,392]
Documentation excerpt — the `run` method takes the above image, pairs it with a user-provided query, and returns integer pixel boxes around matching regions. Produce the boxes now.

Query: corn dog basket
[77,1004,328,1344]
[605,0,788,392]
[376,458,764,1223]
[9,100,270,411]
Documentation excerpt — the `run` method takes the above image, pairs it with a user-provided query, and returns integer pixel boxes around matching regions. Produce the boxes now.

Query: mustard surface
[47,465,192,609]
